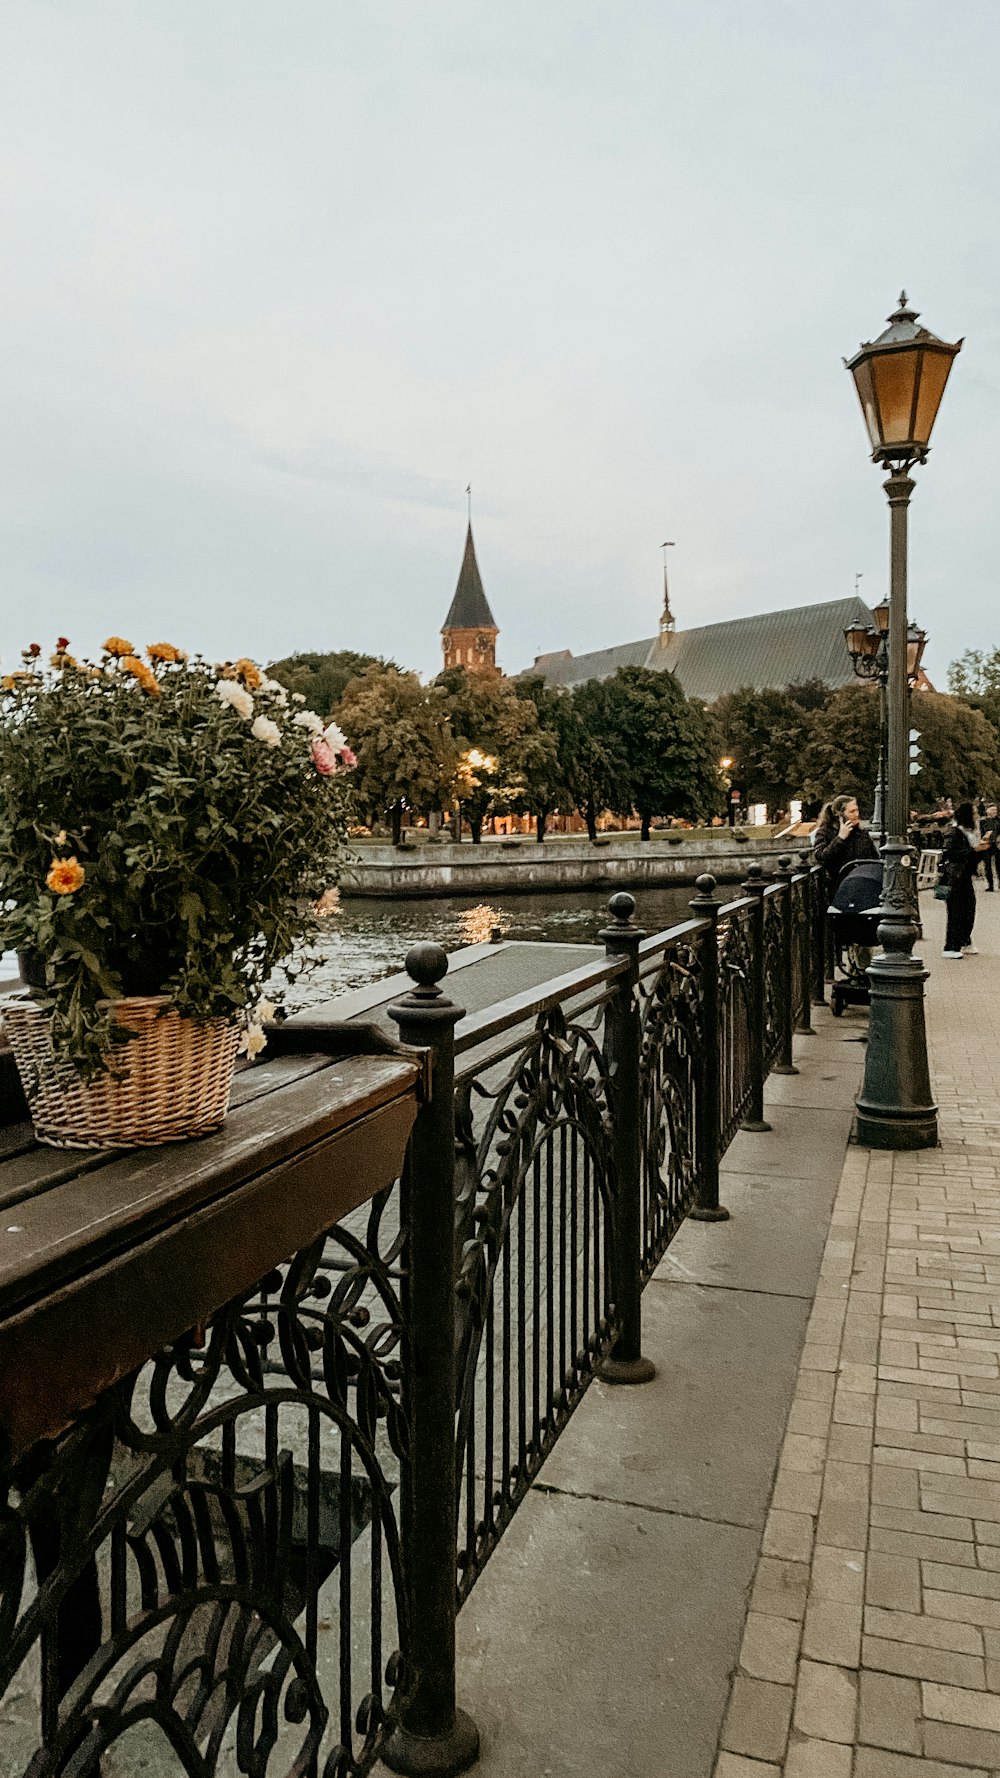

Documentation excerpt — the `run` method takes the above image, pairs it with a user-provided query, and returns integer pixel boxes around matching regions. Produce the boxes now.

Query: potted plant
[0,637,355,1148]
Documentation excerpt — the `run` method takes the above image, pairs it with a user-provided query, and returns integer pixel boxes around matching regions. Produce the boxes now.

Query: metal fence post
[598,893,656,1385]
[772,855,799,1077]
[688,873,729,1223]
[804,849,827,1006]
[795,855,815,1035]
[384,944,480,1778]
[741,863,772,1133]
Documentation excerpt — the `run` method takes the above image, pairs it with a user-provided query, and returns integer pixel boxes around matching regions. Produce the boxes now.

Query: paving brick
[864,1605,982,1656]
[801,1598,862,1667]
[783,1733,853,1776]
[761,1510,815,1564]
[714,1756,781,1778]
[857,1670,921,1753]
[866,1553,922,1613]
[922,1718,1000,1768]
[854,1747,988,1777]
[871,1526,978,1566]
[862,1633,986,1687]
[923,1560,1000,1600]
[738,1612,800,1685]
[749,1558,810,1623]
[923,1679,1000,1731]
[719,1676,793,1764]
[793,1660,857,1744]
[810,1545,865,1603]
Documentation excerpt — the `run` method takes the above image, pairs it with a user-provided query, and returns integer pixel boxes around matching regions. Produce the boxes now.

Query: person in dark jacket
[941,802,990,957]
[813,794,879,898]
[980,802,999,891]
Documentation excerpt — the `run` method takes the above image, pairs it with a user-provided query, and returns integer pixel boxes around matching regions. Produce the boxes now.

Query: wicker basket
[0,993,240,1150]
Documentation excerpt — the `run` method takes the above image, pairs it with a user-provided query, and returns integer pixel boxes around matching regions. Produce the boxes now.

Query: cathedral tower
[441,524,499,673]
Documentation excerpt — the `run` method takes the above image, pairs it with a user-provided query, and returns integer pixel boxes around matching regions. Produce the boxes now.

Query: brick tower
[441,524,499,673]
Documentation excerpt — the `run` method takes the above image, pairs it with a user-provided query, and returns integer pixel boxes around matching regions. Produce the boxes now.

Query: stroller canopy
[829,859,883,916]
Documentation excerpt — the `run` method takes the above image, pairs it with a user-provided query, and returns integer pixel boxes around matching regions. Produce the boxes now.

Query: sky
[1,1,997,689]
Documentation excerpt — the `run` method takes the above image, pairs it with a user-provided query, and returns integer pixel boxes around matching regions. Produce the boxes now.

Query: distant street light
[844,292,962,1150]
[845,600,928,846]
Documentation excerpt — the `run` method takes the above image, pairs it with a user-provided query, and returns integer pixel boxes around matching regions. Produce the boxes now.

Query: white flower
[323,720,346,752]
[238,1022,267,1061]
[217,678,254,720]
[257,998,277,1024]
[293,709,324,734]
[259,676,289,706]
[251,714,282,747]
[291,691,306,703]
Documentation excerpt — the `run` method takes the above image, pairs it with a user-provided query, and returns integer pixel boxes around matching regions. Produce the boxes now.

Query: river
[287,883,701,1008]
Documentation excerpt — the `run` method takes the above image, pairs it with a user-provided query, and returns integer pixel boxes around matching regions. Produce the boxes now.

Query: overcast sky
[1,1,997,688]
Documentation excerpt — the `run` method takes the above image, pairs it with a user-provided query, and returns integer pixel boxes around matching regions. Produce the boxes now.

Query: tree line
[269,648,1000,841]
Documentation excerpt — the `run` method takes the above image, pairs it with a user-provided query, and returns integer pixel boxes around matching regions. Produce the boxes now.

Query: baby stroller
[828,859,883,1017]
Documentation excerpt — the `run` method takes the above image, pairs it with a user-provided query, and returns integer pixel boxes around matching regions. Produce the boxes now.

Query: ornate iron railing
[0,860,825,1778]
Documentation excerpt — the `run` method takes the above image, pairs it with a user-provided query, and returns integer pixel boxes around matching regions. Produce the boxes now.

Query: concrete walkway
[715,889,1000,1777]
[374,998,868,1776]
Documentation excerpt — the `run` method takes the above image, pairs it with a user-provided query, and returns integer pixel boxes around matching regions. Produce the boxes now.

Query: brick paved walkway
[715,888,1000,1777]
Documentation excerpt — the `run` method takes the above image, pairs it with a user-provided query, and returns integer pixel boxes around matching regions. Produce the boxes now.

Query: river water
[288,883,702,1008]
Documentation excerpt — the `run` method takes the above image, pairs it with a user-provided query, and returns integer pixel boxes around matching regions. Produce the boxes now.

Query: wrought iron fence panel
[453,996,619,1601]
[636,925,709,1279]
[0,1196,410,1778]
[790,876,809,1032]
[718,901,755,1150]
[762,887,785,1074]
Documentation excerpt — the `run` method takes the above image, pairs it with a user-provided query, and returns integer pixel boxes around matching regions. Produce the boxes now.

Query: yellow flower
[234,658,263,691]
[103,635,135,657]
[50,650,78,669]
[1,671,30,690]
[147,642,187,664]
[47,857,85,895]
[121,655,161,697]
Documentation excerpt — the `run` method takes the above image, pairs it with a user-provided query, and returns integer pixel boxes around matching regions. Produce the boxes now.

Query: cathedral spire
[442,522,499,673]
[660,540,676,634]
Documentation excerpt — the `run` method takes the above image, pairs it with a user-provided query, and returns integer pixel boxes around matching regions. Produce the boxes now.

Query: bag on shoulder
[933,881,951,901]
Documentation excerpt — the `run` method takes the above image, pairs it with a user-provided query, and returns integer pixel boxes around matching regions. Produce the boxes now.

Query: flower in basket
[0,641,356,1088]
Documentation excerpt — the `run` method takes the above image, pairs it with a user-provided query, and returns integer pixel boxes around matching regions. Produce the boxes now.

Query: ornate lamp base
[854,842,938,1151]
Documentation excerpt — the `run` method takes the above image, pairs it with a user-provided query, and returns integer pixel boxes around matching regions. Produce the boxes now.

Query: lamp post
[845,292,961,1149]
[845,597,928,849]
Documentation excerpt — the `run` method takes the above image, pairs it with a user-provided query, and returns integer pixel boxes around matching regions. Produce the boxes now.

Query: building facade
[441,525,499,674]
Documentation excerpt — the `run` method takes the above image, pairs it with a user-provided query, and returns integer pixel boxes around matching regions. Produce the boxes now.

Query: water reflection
[280,883,698,1012]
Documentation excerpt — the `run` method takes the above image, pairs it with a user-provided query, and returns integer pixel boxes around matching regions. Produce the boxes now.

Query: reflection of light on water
[457,903,511,946]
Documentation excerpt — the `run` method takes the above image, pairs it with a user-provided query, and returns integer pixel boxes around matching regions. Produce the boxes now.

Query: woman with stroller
[940,802,990,958]
[813,794,879,897]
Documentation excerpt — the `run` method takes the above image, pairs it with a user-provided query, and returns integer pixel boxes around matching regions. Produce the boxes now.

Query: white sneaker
[942,950,964,959]
[963,945,980,955]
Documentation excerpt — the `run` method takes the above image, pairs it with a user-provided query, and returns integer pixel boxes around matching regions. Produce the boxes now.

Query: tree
[803,686,1000,813]
[268,650,392,717]
[511,677,576,841]
[947,648,1000,749]
[598,666,721,840]
[336,666,458,844]
[713,682,829,817]
[436,667,556,842]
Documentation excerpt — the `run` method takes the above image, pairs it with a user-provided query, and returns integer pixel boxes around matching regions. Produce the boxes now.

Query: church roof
[442,525,498,633]
[528,596,874,701]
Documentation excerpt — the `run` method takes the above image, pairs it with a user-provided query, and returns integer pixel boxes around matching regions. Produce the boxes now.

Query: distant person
[813,795,879,898]
[940,802,990,958]
[980,802,999,892]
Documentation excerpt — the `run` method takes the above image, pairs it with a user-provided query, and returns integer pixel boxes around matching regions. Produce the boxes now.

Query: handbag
[933,882,951,901]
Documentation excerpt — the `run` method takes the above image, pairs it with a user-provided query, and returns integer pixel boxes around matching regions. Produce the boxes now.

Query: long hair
[817,793,854,830]
[954,801,977,831]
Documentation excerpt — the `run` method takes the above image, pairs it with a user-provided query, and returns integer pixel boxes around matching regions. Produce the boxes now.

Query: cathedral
[441,525,499,674]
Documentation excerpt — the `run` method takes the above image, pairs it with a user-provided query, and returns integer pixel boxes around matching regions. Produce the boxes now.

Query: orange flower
[103,635,135,657]
[46,857,85,895]
[1,671,30,690]
[121,655,161,696]
[50,650,78,669]
[234,658,263,691]
[147,642,187,664]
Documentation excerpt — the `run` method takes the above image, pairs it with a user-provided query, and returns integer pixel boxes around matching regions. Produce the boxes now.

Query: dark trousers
[983,849,996,890]
[945,878,976,952]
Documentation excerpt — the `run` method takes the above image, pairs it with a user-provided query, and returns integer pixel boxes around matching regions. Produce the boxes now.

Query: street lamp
[844,292,962,1150]
[844,603,929,847]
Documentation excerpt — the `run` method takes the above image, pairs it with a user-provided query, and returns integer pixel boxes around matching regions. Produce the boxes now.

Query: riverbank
[340,833,800,898]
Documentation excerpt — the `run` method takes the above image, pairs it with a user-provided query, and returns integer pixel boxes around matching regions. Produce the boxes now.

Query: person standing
[813,794,879,899]
[941,802,990,958]
[980,801,999,891]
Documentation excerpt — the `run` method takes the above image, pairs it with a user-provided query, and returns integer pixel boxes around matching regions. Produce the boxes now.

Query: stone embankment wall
[340,835,800,899]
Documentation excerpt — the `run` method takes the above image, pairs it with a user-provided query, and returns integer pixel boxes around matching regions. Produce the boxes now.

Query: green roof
[530,597,873,700]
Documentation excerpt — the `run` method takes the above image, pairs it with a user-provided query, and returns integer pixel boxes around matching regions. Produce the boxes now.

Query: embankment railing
[0,856,824,1778]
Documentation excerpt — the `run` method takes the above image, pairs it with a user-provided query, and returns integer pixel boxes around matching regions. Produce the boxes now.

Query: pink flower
[311,735,338,775]
[338,746,357,768]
